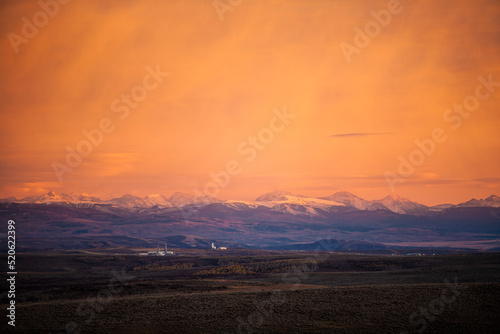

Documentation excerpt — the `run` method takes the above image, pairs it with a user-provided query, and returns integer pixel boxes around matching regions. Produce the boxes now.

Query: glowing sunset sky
[1,0,499,205]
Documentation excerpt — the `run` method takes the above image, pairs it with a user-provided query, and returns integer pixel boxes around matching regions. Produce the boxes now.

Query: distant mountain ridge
[255,190,297,201]
[2,190,499,217]
[374,194,430,215]
[321,191,388,211]
[455,195,500,208]
[1,191,499,251]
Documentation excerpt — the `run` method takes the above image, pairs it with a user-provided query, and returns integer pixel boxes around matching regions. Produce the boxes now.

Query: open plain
[2,250,499,333]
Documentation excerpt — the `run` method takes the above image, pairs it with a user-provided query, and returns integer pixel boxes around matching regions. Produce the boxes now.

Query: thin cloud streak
[329,132,395,138]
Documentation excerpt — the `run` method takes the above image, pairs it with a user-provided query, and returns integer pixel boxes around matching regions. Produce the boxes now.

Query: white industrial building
[136,242,174,256]
[211,242,227,250]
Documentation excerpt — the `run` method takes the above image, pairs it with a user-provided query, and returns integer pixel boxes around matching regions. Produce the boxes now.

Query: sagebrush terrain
[2,250,499,333]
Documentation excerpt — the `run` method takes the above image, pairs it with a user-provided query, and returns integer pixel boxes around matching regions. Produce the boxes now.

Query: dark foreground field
[2,250,499,333]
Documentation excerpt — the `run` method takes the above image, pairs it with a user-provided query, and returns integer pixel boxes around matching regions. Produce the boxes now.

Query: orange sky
[1,0,499,205]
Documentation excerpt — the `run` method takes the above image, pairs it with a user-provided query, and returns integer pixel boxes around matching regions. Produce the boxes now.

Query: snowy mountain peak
[169,192,195,207]
[146,194,169,202]
[334,190,357,196]
[168,192,220,208]
[118,194,141,200]
[326,191,360,200]
[255,190,296,202]
[383,193,407,201]
[64,192,101,202]
[251,190,346,216]
[143,194,172,207]
[21,191,63,203]
[457,194,500,208]
[375,194,428,215]
[19,191,102,204]
[322,191,388,211]
[486,194,500,201]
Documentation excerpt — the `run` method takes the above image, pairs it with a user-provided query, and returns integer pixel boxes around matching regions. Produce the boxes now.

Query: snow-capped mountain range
[455,195,500,208]
[2,189,499,251]
[2,190,499,217]
[374,194,431,215]
[320,191,387,211]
